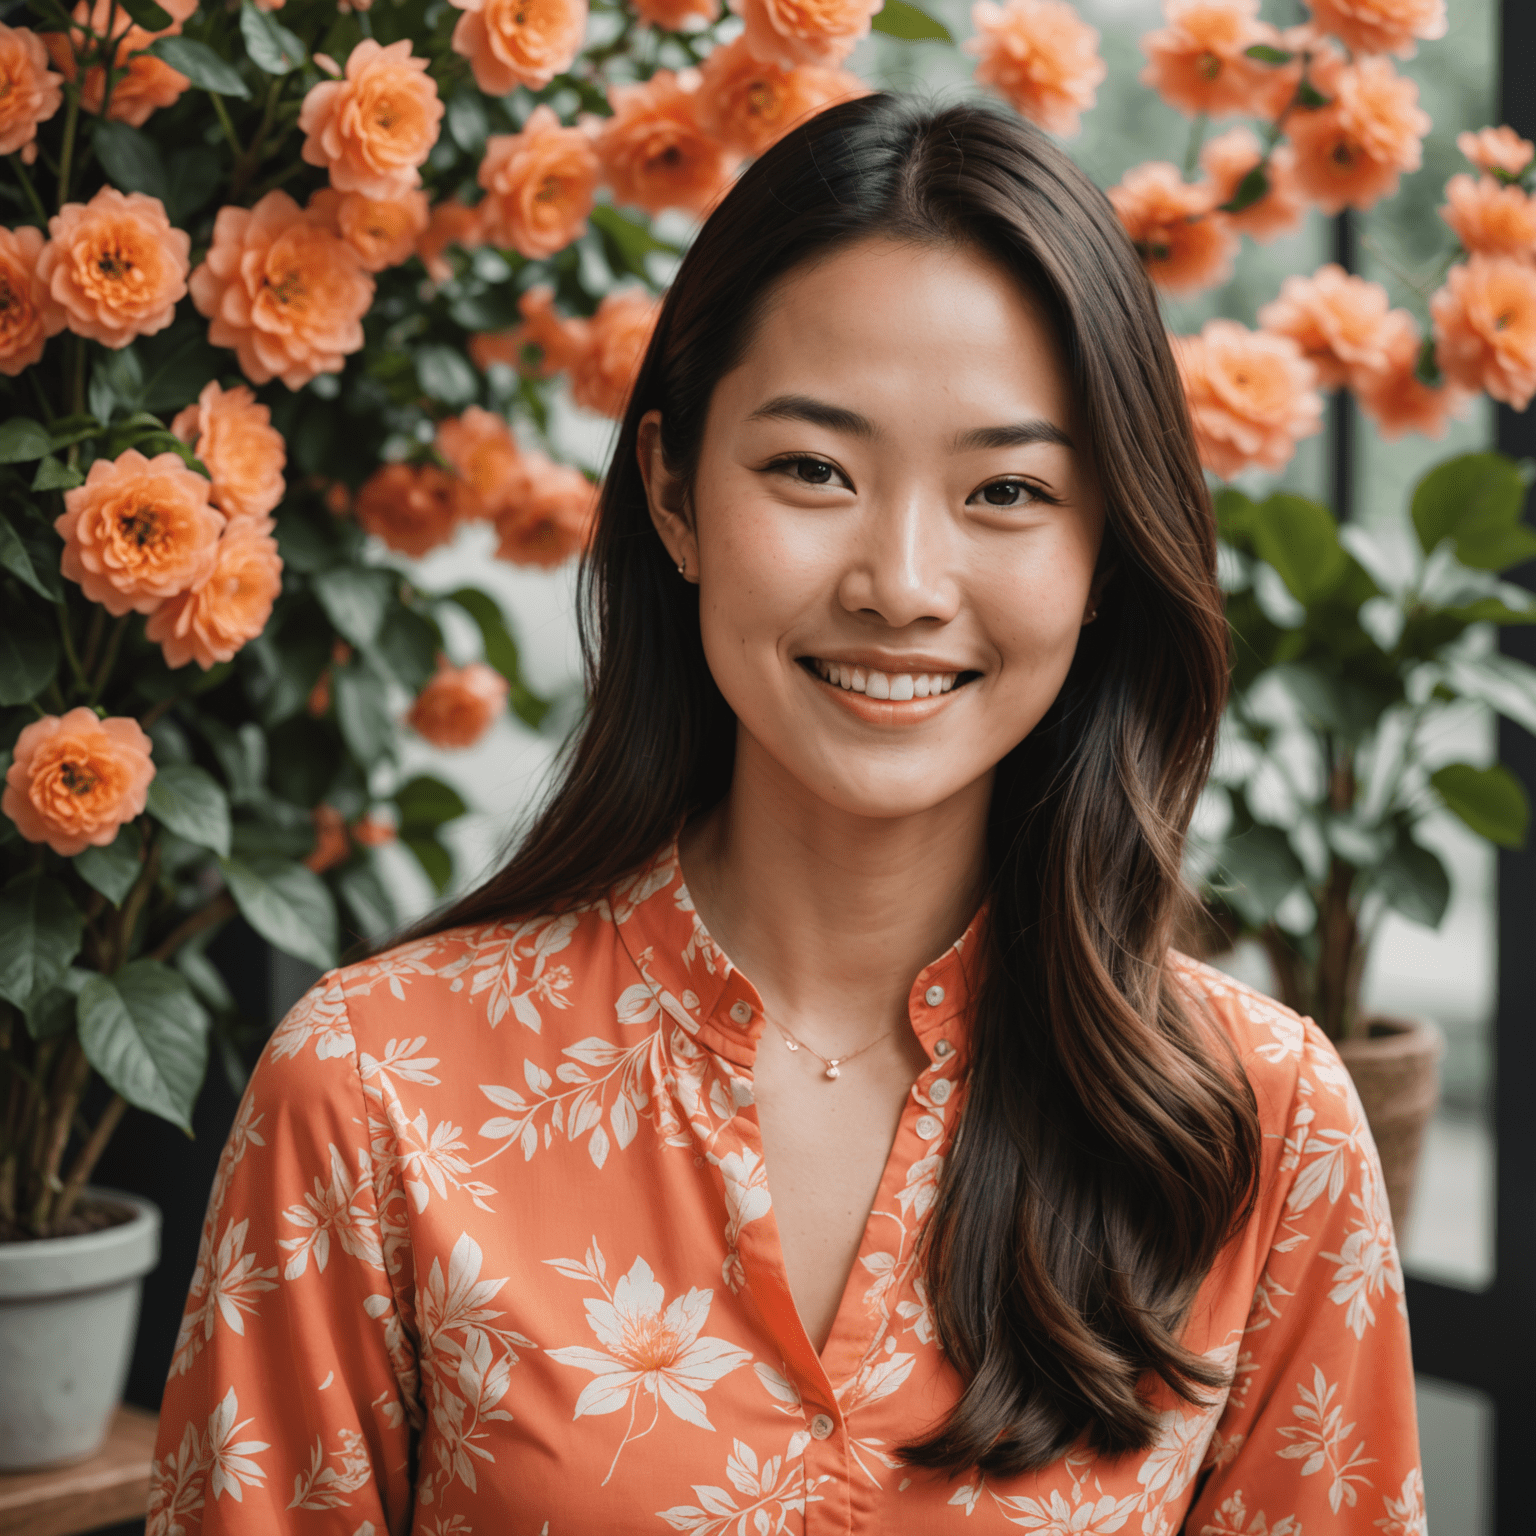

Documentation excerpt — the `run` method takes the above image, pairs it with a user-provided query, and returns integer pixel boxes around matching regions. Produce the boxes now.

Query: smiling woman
[154,95,1423,1535]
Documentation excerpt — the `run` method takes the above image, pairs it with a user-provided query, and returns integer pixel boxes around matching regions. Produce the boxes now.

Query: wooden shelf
[0,1407,157,1536]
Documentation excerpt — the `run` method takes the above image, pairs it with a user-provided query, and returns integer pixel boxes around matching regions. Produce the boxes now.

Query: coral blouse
[151,842,1424,1535]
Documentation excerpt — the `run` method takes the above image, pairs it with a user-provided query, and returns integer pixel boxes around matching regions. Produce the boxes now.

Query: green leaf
[77,961,209,1131]
[870,0,952,41]
[337,861,395,940]
[313,565,393,648]
[31,455,85,491]
[587,205,680,281]
[266,716,342,807]
[1441,652,1536,737]
[444,586,522,683]
[73,823,145,906]
[145,36,251,98]
[24,969,91,1042]
[373,604,439,691]
[197,718,267,806]
[415,345,480,408]
[0,515,55,599]
[1209,824,1306,928]
[165,145,223,224]
[1411,452,1536,571]
[0,874,84,1011]
[0,624,59,706]
[403,832,453,894]
[1374,829,1451,928]
[1296,79,1330,109]
[1219,166,1269,214]
[446,90,490,154]
[119,0,173,27]
[175,941,235,1013]
[396,774,468,832]
[1444,596,1536,625]
[333,658,395,764]
[239,1,306,75]
[147,763,232,856]
[90,121,172,204]
[0,418,53,464]
[221,856,339,969]
[1251,493,1347,606]
[1432,762,1529,849]
[1244,43,1294,63]
[1213,487,1258,548]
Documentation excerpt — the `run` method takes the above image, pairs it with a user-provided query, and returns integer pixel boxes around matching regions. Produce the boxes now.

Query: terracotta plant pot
[1335,1015,1443,1243]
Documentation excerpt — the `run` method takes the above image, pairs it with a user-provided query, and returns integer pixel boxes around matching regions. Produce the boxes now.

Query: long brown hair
[413,94,1260,1476]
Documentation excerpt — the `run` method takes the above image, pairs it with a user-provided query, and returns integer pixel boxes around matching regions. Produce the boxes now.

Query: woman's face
[641,237,1107,824]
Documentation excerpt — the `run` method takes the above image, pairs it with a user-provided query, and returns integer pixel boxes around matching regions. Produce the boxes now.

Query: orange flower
[965,0,1106,138]
[0,225,66,376]
[1352,310,1470,442]
[170,380,287,521]
[1439,174,1536,261]
[1138,0,1289,120]
[517,284,591,376]
[731,0,882,70]
[351,811,396,846]
[0,23,63,160]
[2,709,154,857]
[1287,55,1429,214]
[635,0,718,26]
[436,407,523,517]
[1307,0,1445,60]
[696,35,867,158]
[1457,126,1534,180]
[417,197,484,284]
[354,462,464,557]
[468,329,521,371]
[570,289,660,418]
[1108,161,1237,298]
[1200,129,1305,244]
[1431,255,1536,410]
[478,106,600,259]
[37,187,189,349]
[299,39,443,200]
[44,2,189,128]
[407,659,508,748]
[1257,264,1396,390]
[596,69,739,218]
[449,0,587,94]
[144,518,284,670]
[57,449,224,615]
[190,191,375,389]
[1173,319,1323,480]
[492,455,595,567]
[304,804,350,873]
[310,186,431,272]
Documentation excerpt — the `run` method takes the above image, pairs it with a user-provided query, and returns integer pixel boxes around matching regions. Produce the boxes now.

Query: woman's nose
[836,491,961,629]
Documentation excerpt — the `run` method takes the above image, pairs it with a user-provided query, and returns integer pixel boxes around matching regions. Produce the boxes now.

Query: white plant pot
[0,1188,160,1471]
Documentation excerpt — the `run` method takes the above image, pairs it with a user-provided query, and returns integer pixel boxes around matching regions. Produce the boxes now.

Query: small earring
[1085,606,1099,624]
[677,559,687,577]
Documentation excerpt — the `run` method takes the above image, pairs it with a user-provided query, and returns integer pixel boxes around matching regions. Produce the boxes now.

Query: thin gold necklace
[766,1014,894,1080]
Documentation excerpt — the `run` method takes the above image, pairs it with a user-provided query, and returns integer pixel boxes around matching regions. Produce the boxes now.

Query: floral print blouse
[151,841,1424,1535]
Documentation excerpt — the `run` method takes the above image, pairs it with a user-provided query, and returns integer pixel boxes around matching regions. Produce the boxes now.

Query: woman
[152,95,1422,1534]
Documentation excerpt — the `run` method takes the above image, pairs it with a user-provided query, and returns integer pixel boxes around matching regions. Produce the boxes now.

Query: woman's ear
[637,410,699,582]
[1084,561,1115,626]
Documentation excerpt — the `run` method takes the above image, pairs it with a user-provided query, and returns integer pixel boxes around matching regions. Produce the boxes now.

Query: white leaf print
[524,1059,552,1094]
[567,1036,632,1066]
[753,1363,801,1410]
[617,982,660,1025]
[589,1124,610,1167]
[480,1083,527,1110]
[611,1093,639,1149]
[1375,1468,1427,1536]
[206,1387,269,1503]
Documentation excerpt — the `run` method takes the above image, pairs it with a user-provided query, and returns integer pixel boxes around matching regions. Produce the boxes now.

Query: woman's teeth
[811,659,959,699]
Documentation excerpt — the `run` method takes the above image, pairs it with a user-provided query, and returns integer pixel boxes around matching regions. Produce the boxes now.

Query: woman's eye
[976,479,1036,507]
[784,457,837,485]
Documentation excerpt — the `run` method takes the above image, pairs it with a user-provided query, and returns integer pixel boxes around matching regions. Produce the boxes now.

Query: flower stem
[1183,113,1208,180]
[210,91,243,158]
[88,614,129,704]
[51,1094,128,1232]
[56,602,89,694]
[10,156,48,224]
[56,90,80,212]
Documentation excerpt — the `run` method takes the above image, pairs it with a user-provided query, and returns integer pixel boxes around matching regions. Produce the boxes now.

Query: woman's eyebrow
[746,394,877,438]
[952,420,1074,452]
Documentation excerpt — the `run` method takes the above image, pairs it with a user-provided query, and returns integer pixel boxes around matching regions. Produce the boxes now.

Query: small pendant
[825,1062,841,1079]
[784,1038,798,1051]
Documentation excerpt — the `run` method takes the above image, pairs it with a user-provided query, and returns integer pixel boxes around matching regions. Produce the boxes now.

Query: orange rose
[1457,126,1534,180]
[354,461,463,557]
[517,284,591,376]
[407,659,508,748]
[596,69,739,218]
[478,106,600,259]
[1257,264,1396,390]
[965,0,1106,138]
[1173,320,1323,480]
[36,187,189,348]
[732,0,882,70]
[696,35,866,158]
[1200,129,1305,244]
[299,39,443,200]
[570,289,660,418]
[1431,255,1536,410]
[1352,310,1470,442]
[635,0,718,26]
[1307,0,1445,60]
[0,23,63,160]
[417,197,484,284]
[170,380,287,521]
[310,186,431,272]
[1287,56,1429,214]
[1108,161,1237,298]
[437,407,523,517]
[190,191,375,389]
[2,709,154,857]
[492,454,595,567]
[0,225,66,375]
[144,518,284,670]
[1138,0,1290,120]
[304,804,350,873]
[449,0,587,94]
[44,2,189,128]
[1438,174,1536,261]
[57,449,224,615]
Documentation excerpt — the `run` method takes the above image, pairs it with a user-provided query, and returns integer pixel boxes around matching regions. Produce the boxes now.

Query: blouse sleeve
[1183,1020,1425,1536]
[149,979,418,1536]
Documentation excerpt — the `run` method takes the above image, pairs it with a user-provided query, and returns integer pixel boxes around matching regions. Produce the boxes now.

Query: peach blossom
[732,0,882,70]
[1108,161,1238,298]
[513,284,591,376]
[1257,264,1396,390]
[1200,128,1305,244]
[492,454,595,567]
[144,518,284,670]
[2,709,154,857]
[1431,254,1536,410]
[596,69,739,218]
[170,380,287,521]
[449,0,587,94]
[44,3,189,128]
[1173,319,1323,480]
[304,804,350,873]
[57,449,224,615]
[0,23,63,160]
[437,407,523,518]
[351,811,396,847]
[310,186,431,272]
[407,659,508,748]
[1439,174,1536,261]
[299,39,443,200]
[468,329,521,371]
[417,197,484,284]
[478,106,600,259]
[965,0,1106,138]
[1307,0,1445,60]
[1351,310,1470,442]
[354,462,463,557]
[1458,126,1534,180]
[0,225,66,376]
[1138,0,1289,121]
[696,35,867,158]
[37,187,189,348]
[570,289,660,418]
[190,191,375,389]
[635,0,718,27]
